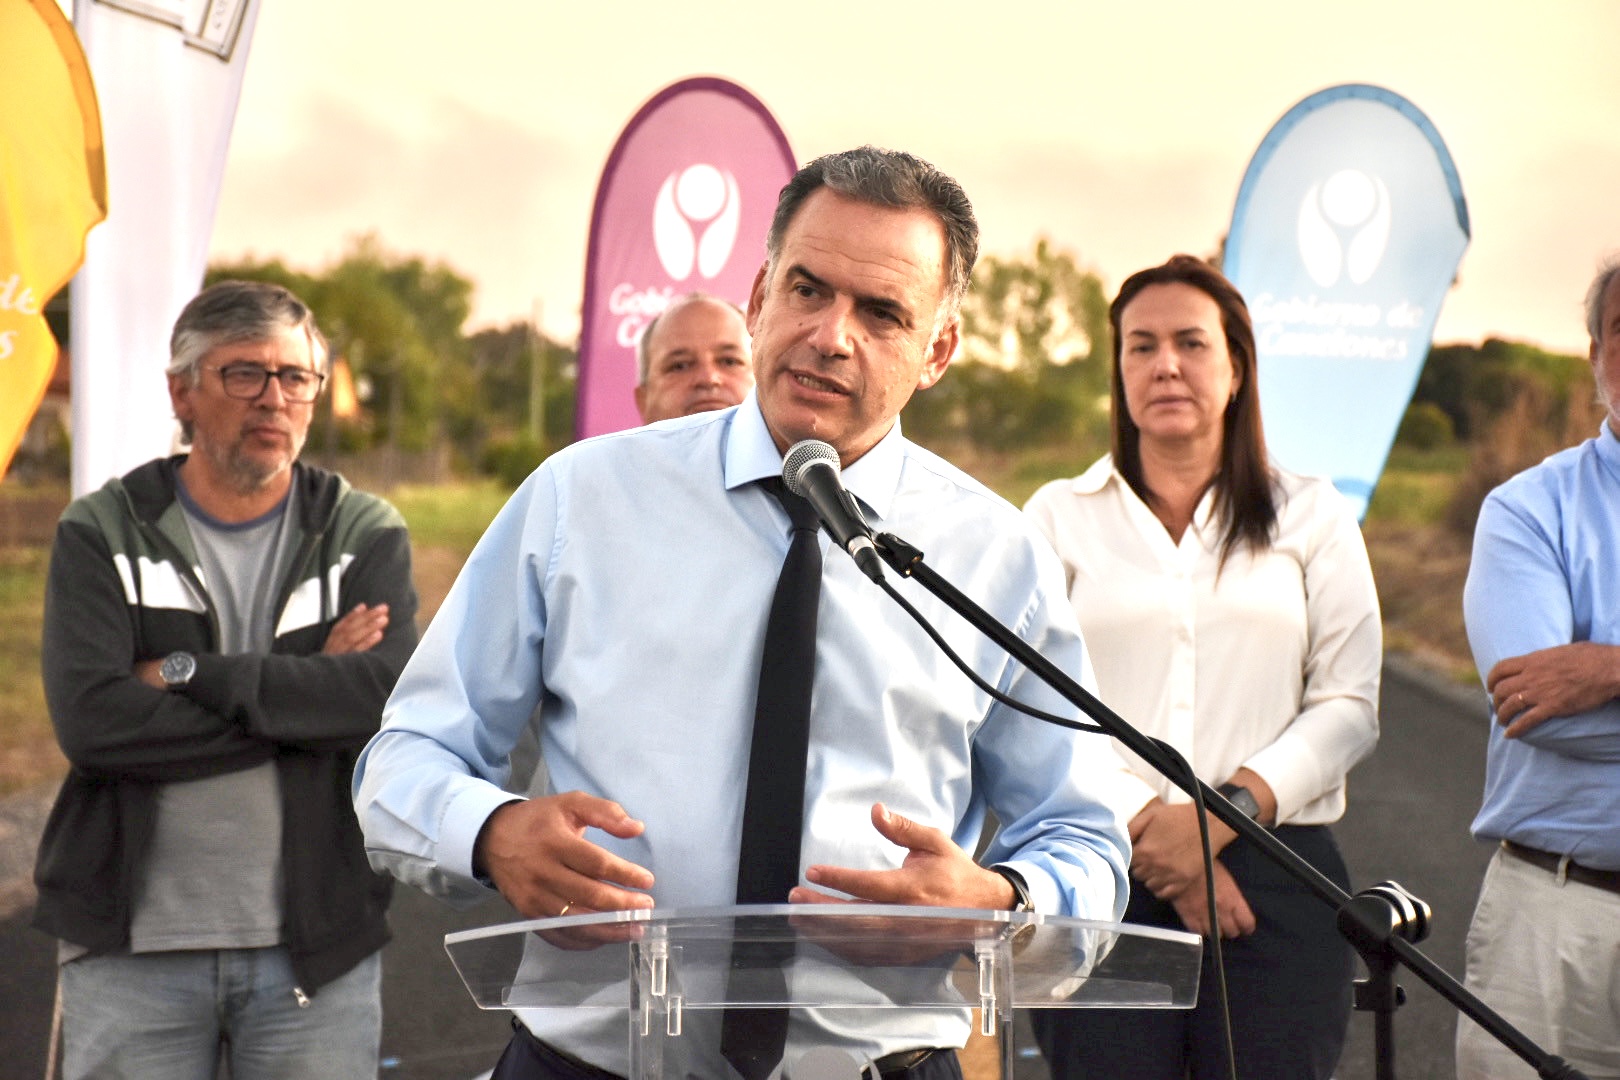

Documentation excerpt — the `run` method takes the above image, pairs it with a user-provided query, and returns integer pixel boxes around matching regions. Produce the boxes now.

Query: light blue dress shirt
[353,394,1129,1068]
[1463,421,1620,870]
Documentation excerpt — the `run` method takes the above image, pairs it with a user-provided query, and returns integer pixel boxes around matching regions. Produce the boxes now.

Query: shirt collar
[722,392,906,522]
[1068,453,1220,540]
[1068,455,1117,495]
[723,391,782,490]
[1599,417,1620,466]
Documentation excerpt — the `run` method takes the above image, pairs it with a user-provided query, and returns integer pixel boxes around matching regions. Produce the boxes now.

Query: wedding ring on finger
[557,900,574,917]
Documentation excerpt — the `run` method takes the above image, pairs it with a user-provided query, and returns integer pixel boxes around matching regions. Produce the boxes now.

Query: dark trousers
[491,1018,964,1080]
[1032,825,1355,1080]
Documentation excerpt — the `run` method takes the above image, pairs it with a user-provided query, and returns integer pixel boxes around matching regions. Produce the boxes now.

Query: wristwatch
[159,651,197,690]
[1217,781,1263,823]
[991,865,1034,913]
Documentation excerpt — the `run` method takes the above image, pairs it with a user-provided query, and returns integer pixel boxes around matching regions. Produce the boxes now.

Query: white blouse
[1024,456,1381,826]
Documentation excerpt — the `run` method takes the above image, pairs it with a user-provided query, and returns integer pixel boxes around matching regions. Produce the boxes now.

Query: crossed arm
[132,602,395,687]
[1483,642,1620,740]
[47,515,417,780]
[1464,488,1620,760]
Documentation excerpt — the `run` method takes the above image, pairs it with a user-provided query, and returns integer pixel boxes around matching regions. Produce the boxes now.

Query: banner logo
[653,164,741,282]
[1299,170,1390,287]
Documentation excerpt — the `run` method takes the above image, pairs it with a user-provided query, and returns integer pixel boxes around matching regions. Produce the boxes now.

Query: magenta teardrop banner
[575,77,796,439]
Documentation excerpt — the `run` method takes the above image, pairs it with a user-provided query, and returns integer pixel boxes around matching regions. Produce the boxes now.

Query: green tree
[959,238,1108,375]
[211,235,477,457]
[467,322,578,486]
[908,239,1112,456]
[319,235,474,454]
[1413,337,1590,441]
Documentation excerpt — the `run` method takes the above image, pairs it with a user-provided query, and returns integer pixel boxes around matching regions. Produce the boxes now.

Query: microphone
[781,440,884,583]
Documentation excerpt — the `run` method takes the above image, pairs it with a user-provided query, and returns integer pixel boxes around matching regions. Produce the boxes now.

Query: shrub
[481,432,547,490]
[1395,402,1456,452]
[1445,377,1604,538]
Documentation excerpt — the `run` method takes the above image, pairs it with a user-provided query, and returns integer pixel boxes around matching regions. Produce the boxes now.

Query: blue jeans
[61,947,381,1080]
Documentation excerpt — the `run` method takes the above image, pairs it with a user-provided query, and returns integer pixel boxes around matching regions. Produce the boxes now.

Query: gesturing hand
[787,803,1016,967]
[473,792,656,920]
[790,803,1014,912]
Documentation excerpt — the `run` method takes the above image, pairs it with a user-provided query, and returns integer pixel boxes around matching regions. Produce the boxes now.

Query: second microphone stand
[868,528,1588,1080]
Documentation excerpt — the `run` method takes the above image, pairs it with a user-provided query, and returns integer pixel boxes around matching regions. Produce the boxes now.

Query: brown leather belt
[1502,840,1620,897]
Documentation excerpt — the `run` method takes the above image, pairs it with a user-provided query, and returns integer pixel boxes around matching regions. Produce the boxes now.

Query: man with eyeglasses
[33,279,420,1079]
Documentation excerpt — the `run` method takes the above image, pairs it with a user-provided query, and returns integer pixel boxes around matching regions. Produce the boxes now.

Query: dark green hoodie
[33,457,419,995]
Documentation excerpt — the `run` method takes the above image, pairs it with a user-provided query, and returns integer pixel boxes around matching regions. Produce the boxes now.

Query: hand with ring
[1485,641,1620,739]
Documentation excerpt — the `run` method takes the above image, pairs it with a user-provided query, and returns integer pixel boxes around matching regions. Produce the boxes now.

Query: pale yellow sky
[210,0,1620,354]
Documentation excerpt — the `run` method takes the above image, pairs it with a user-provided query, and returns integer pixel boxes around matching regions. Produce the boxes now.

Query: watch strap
[1216,781,1263,823]
[991,865,1034,913]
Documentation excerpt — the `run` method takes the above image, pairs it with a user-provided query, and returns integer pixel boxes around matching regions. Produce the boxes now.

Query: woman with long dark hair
[1024,254,1382,1078]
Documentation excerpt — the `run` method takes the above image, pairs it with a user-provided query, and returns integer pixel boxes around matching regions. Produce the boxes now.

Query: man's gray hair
[764,146,979,319]
[634,292,745,384]
[167,279,329,383]
[1586,255,1620,343]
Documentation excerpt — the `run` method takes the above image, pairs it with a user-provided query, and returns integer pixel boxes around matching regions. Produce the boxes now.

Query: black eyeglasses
[208,363,326,403]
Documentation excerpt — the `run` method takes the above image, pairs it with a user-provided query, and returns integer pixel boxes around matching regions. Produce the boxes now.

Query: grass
[1365,444,1472,527]
[389,480,512,553]
[0,547,58,797]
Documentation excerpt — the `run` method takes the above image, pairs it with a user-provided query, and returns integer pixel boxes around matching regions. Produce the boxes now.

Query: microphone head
[781,439,840,498]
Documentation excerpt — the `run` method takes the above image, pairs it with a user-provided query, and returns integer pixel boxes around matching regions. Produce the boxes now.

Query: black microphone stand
[869,529,1590,1080]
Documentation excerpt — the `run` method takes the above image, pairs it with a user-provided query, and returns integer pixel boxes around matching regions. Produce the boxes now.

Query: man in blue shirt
[1456,256,1620,1078]
[354,146,1131,1079]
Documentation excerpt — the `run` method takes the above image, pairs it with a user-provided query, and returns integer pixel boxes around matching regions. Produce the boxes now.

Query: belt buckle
[865,1047,932,1078]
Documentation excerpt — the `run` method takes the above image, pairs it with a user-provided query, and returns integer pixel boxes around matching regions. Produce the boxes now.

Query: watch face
[160,652,196,687]
[1219,784,1261,821]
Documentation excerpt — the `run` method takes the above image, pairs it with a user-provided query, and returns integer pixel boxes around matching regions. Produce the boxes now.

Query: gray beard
[207,430,305,496]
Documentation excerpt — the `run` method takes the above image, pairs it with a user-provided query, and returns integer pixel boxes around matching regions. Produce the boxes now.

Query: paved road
[1333,658,1496,1080]
[0,658,1500,1080]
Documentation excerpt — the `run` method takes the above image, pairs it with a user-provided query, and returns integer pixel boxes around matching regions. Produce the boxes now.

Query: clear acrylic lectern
[445,904,1200,1079]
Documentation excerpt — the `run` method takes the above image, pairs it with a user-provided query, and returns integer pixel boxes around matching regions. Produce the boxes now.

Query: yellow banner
[0,0,107,477]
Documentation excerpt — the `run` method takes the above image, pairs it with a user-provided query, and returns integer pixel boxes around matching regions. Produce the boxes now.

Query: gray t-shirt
[127,483,300,954]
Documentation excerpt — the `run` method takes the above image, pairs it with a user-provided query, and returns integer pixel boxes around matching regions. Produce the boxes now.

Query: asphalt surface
[0,657,1500,1080]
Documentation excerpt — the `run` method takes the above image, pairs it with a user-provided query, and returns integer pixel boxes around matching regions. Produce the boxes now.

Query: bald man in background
[633,292,754,423]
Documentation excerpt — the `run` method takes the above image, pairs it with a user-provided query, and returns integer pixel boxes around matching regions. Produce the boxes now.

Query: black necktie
[722,477,821,1079]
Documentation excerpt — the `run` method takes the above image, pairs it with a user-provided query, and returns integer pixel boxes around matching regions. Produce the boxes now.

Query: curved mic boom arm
[870,528,1589,1080]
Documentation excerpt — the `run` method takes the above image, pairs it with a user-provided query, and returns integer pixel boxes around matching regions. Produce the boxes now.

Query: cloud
[213,94,596,330]
[954,141,1240,289]
[1436,138,1620,353]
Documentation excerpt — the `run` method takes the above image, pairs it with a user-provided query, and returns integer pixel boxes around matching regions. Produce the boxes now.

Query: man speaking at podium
[355,146,1130,1080]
